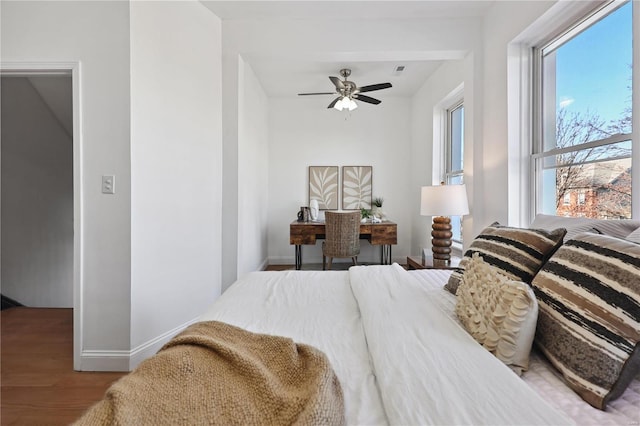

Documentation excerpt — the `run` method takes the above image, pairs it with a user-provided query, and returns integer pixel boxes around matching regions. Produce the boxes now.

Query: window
[533,1,633,219]
[445,101,464,242]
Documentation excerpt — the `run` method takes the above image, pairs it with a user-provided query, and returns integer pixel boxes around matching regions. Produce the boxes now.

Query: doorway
[1,74,73,307]
[1,63,82,369]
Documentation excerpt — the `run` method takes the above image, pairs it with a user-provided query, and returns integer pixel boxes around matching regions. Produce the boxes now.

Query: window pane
[446,174,463,242]
[540,156,631,219]
[449,105,464,172]
[542,140,631,169]
[541,2,632,152]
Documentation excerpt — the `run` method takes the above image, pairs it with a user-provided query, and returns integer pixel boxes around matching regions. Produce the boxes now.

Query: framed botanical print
[309,166,338,210]
[342,166,372,209]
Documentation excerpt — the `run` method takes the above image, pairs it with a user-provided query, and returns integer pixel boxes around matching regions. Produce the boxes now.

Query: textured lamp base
[431,216,453,262]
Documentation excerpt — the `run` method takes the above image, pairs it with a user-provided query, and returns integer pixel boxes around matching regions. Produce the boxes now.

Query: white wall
[410,60,467,255]
[2,0,224,371]
[410,1,559,247]
[221,54,239,290]
[1,1,133,367]
[129,0,222,365]
[1,76,73,307]
[478,1,556,228]
[268,96,412,264]
[236,58,269,284]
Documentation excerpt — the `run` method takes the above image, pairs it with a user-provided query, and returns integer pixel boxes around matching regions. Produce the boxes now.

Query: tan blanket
[74,321,345,425]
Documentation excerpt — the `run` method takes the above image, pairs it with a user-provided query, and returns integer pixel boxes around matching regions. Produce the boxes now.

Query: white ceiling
[201,1,494,98]
[203,1,493,20]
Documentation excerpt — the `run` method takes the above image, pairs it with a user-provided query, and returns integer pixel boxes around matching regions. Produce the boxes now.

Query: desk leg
[295,245,302,270]
[380,245,392,265]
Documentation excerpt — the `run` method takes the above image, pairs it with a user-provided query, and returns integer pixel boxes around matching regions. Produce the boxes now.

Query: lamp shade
[420,184,469,216]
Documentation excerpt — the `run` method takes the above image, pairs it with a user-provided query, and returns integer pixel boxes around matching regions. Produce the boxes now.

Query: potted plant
[371,197,385,220]
[360,208,372,223]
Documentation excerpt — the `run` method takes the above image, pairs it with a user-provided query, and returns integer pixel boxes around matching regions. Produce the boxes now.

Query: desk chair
[323,211,361,270]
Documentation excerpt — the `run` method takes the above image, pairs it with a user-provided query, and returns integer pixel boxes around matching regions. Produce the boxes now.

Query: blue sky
[555,1,632,127]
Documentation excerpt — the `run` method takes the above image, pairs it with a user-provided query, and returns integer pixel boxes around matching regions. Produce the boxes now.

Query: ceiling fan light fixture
[333,97,357,111]
[300,69,392,110]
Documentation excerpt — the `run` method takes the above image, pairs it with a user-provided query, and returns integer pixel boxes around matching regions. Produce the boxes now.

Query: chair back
[324,211,361,258]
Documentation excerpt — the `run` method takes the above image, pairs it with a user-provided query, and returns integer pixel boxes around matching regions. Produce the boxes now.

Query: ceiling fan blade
[298,92,336,96]
[327,97,341,109]
[354,94,381,105]
[329,76,345,90]
[357,82,392,93]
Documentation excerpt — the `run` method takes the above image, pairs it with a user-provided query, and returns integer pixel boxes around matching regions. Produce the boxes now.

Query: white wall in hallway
[1,76,73,308]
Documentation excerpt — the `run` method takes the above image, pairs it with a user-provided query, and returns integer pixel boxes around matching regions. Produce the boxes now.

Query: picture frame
[342,166,372,209]
[309,166,339,210]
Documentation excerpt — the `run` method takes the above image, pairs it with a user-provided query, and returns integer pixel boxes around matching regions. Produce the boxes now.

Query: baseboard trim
[78,350,130,372]
[78,317,201,372]
[258,257,269,271]
[129,317,201,370]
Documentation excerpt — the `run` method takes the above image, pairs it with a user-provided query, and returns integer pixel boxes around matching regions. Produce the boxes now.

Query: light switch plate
[102,175,115,194]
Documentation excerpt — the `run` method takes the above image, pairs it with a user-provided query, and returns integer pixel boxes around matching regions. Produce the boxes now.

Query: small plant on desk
[360,208,372,222]
[372,197,385,220]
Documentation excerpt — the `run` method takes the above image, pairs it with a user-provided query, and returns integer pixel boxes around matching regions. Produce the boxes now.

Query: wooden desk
[290,220,397,270]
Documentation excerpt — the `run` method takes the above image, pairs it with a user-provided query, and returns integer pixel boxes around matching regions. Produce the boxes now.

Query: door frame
[1,61,83,370]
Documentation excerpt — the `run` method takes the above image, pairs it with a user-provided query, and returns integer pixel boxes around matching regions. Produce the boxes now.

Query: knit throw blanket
[74,321,345,425]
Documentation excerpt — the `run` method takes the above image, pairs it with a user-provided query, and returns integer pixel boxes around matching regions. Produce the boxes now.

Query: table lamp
[420,183,469,263]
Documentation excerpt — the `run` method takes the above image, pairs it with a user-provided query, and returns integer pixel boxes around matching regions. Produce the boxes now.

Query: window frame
[444,99,464,187]
[443,98,465,244]
[531,0,634,219]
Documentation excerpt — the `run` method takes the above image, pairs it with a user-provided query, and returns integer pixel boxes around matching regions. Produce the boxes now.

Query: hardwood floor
[1,308,126,425]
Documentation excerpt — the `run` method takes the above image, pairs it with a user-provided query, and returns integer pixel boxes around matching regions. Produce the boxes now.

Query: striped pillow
[444,222,566,295]
[531,232,640,409]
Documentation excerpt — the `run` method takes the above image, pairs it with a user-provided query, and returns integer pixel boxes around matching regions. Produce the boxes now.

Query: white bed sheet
[409,268,640,426]
[352,264,572,426]
[199,270,388,425]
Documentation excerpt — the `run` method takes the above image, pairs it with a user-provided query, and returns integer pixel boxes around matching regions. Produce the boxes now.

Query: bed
[76,215,640,425]
[197,264,639,426]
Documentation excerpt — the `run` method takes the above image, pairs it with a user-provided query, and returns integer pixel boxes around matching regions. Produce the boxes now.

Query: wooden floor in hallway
[1,307,125,425]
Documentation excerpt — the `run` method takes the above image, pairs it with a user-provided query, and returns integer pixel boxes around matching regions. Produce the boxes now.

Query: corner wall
[236,58,269,284]
[409,60,467,255]
[479,1,556,227]
[129,0,223,365]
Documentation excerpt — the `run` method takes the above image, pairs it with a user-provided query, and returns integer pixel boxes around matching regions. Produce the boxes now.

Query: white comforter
[200,264,572,425]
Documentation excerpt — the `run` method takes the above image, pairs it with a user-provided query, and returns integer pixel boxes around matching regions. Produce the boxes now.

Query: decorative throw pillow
[445,222,566,295]
[456,253,539,375]
[531,232,640,410]
[626,227,640,244]
[530,213,640,241]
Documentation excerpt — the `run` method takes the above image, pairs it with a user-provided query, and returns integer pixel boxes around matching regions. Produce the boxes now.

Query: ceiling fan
[298,69,392,110]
